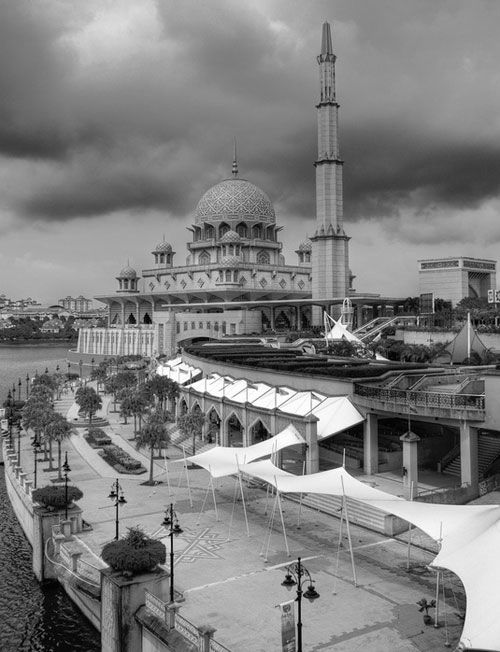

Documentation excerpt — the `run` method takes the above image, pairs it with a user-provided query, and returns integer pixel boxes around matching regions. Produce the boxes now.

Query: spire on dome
[232,138,239,177]
[321,21,333,55]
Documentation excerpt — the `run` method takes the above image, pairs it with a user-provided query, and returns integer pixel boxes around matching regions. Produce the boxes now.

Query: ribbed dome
[154,240,172,253]
[298,239,312,251]
[118,265,137,279]
[219,255,241,267]
[219,229,241,243]
[195,178,275,225]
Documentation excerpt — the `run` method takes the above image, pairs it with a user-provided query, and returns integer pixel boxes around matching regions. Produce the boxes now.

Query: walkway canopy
[187,374,365,440]
[179,424,305,477]
[156,357,201,384]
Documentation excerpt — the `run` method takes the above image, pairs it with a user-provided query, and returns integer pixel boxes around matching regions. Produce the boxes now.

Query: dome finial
[232,137,238,177]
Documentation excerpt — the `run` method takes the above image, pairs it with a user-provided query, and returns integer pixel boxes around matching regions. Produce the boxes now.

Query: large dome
[195,178,275,225]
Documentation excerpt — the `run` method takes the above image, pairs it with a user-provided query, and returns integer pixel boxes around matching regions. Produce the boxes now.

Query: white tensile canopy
[186,374,365,440]
[181,424,305,477]
[156,358,201,384]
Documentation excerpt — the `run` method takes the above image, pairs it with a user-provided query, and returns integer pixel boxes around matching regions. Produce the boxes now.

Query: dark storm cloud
[1,0,500,247]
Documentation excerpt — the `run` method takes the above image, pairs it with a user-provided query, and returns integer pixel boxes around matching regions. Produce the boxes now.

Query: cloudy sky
[1,0,500,304]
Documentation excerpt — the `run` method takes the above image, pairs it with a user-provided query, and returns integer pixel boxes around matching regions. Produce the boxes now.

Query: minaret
[310,21,350,323]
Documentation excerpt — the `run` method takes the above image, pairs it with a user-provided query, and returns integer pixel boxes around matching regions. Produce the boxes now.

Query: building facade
[77,23,352,359]
[418,256,497,307]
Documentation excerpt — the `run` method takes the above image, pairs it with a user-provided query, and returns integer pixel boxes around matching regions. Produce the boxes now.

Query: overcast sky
[1,0,500,304]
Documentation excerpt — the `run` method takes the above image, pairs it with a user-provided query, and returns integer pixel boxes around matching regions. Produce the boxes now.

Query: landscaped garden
[84,426,146,475]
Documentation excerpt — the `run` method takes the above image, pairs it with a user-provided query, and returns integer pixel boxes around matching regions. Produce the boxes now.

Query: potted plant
[417,598,436,625]
[101,526,166,577]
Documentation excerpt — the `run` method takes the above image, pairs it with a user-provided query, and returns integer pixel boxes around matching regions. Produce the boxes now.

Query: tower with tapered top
[310,21,350,323]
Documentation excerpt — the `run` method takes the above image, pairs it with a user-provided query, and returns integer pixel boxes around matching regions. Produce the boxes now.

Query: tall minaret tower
[310,22,350,323]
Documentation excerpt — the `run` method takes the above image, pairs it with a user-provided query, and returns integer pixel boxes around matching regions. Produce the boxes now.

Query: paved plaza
[15,388,469,651]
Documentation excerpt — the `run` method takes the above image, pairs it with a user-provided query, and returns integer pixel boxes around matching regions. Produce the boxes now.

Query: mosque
[77,23,395,360]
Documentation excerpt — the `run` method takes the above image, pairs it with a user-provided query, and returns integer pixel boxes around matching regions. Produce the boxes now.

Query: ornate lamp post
[12,382,16,401]
[108,479,127,540]
[162,503,183,602]
[32,435,41,488]
[281,557,320,652]
[62,452,71,520]
[67,361,71,378]
[91,357,95,375]
[16,420,22,466]
[45,367,49,374]
[79,359,83,383]
[25,374,30,399]
[18,377,22,401]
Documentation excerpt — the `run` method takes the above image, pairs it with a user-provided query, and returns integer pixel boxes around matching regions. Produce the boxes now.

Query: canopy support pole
[275,482,290,557]
[163,453,172,500]
[197,479,211,525]
[296,461,306,529]
[406,481,414,571]
[264,483,272,515]
[332,495,344,595]
[181,445,193,507]
[211,470,219,522]
[341,476,357,587]
[261,492,278,562]
[236,464,250,538]
[226,477,239,542]
[434,569,440,628]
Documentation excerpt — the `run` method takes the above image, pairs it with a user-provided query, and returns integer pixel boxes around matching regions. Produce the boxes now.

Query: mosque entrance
[250,420,270,444]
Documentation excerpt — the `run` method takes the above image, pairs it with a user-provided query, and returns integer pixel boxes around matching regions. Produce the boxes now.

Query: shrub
[32,485,83,509]
[100,444,146,474]
[102,526,166,575]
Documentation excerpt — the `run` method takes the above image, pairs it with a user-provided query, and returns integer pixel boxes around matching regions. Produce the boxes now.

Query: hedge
[32,485,83,509]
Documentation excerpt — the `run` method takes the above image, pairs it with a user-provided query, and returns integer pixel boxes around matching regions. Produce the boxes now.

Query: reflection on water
[0,344,100,651]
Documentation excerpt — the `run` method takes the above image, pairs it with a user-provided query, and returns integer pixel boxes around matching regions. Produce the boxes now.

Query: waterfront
[0,344,100,652]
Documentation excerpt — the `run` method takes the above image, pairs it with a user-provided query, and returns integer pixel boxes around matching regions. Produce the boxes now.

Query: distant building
[40,318,64,334]
[59,295,93,312]
[418,256,497,307]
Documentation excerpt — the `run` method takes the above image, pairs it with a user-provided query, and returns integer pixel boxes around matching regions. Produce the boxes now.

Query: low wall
[396,328,500,350]
[3,442,34,544]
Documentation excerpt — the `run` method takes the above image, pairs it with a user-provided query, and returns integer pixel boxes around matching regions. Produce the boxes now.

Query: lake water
[0,344,100,651]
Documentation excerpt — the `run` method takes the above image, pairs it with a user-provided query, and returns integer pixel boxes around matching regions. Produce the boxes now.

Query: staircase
[442,434,500,479]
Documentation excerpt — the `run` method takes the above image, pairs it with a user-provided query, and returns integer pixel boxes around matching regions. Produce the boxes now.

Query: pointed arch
[126,313,137,324]
[143,312,152,324]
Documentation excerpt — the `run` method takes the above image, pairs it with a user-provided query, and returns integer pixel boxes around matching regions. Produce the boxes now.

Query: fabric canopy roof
[187,374,364,440]
[156,358,201,384]
[179,424,305,477]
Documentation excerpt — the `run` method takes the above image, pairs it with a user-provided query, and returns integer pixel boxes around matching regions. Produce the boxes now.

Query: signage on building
[488,290,500,303]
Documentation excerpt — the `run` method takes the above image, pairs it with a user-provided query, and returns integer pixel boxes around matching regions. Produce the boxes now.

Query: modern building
[418,256,497,307]
[59,295,93,312]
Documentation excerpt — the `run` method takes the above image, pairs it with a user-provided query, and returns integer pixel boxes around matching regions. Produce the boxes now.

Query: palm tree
[45,413,72,480]
[177,408,206,455]
[75,386,102,426]
[136,412,170,485]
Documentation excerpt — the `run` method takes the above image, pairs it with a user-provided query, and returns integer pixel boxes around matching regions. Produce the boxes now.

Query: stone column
[460,420,479,490]
[304,417,319,474]
[33,506,67,581]
[400,431,420,499]
[100,568,170,652]
[197,625,217,652]
[363,413,379,475]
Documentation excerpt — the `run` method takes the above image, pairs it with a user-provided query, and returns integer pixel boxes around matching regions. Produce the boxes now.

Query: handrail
[438,443,461,471]
[353,383,485,411]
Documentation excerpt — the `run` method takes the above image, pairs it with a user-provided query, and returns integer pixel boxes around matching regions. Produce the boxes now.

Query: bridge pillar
[460,421,478,490]
[363,413,379,475]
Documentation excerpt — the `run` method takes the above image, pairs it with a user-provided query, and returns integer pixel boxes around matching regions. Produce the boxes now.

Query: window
[199,322,203,329]
[236,223,248,238]
[257,251,270,265]
[199,251,210,266]
[191,322,195,330]
[184,322,188,331]
[252,225,262,239]
[219,223,230,238]
[225,270,232,282]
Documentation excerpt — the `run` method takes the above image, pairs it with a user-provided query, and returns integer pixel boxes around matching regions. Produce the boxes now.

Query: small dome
[154,241,172,253]
[219,255,241,267]
[195,178,275,224]
[298,239,312,251]
[219,229,241,243]
[118,265,137,279]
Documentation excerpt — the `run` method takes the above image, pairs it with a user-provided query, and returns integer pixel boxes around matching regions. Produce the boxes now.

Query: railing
[175,613,199,645]
[145,591,167,621]
[210,639,232,652]
[353,383,485,412]
[76,558,103,585]
[438,443,461,472]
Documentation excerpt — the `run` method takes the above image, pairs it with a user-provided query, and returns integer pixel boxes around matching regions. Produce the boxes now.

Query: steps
[286,492,408,536]
[442,434,500,479]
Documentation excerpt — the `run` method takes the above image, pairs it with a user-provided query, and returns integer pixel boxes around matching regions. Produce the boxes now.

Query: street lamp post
[32,435,41,488]
[12,382,16,401]
[25,374,30,399]
[62,452,71,520]
[108,479,127,540]
[79,359,83,383]
[281,557,320,652]
[162,503,183,602]
[18,378,22,401]
[17,421,22,466]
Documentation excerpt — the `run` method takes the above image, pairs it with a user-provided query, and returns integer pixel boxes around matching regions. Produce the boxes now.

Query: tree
[118,388,134,425]
[104,375,122,412]
[128,391,150,437]
[177,408,206,455]
[91,364,108,391]
[22,401,54,461]
[75,386,102,426]
[135,412,171,485]
[45,413,73,480]
[144,376,179,412]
